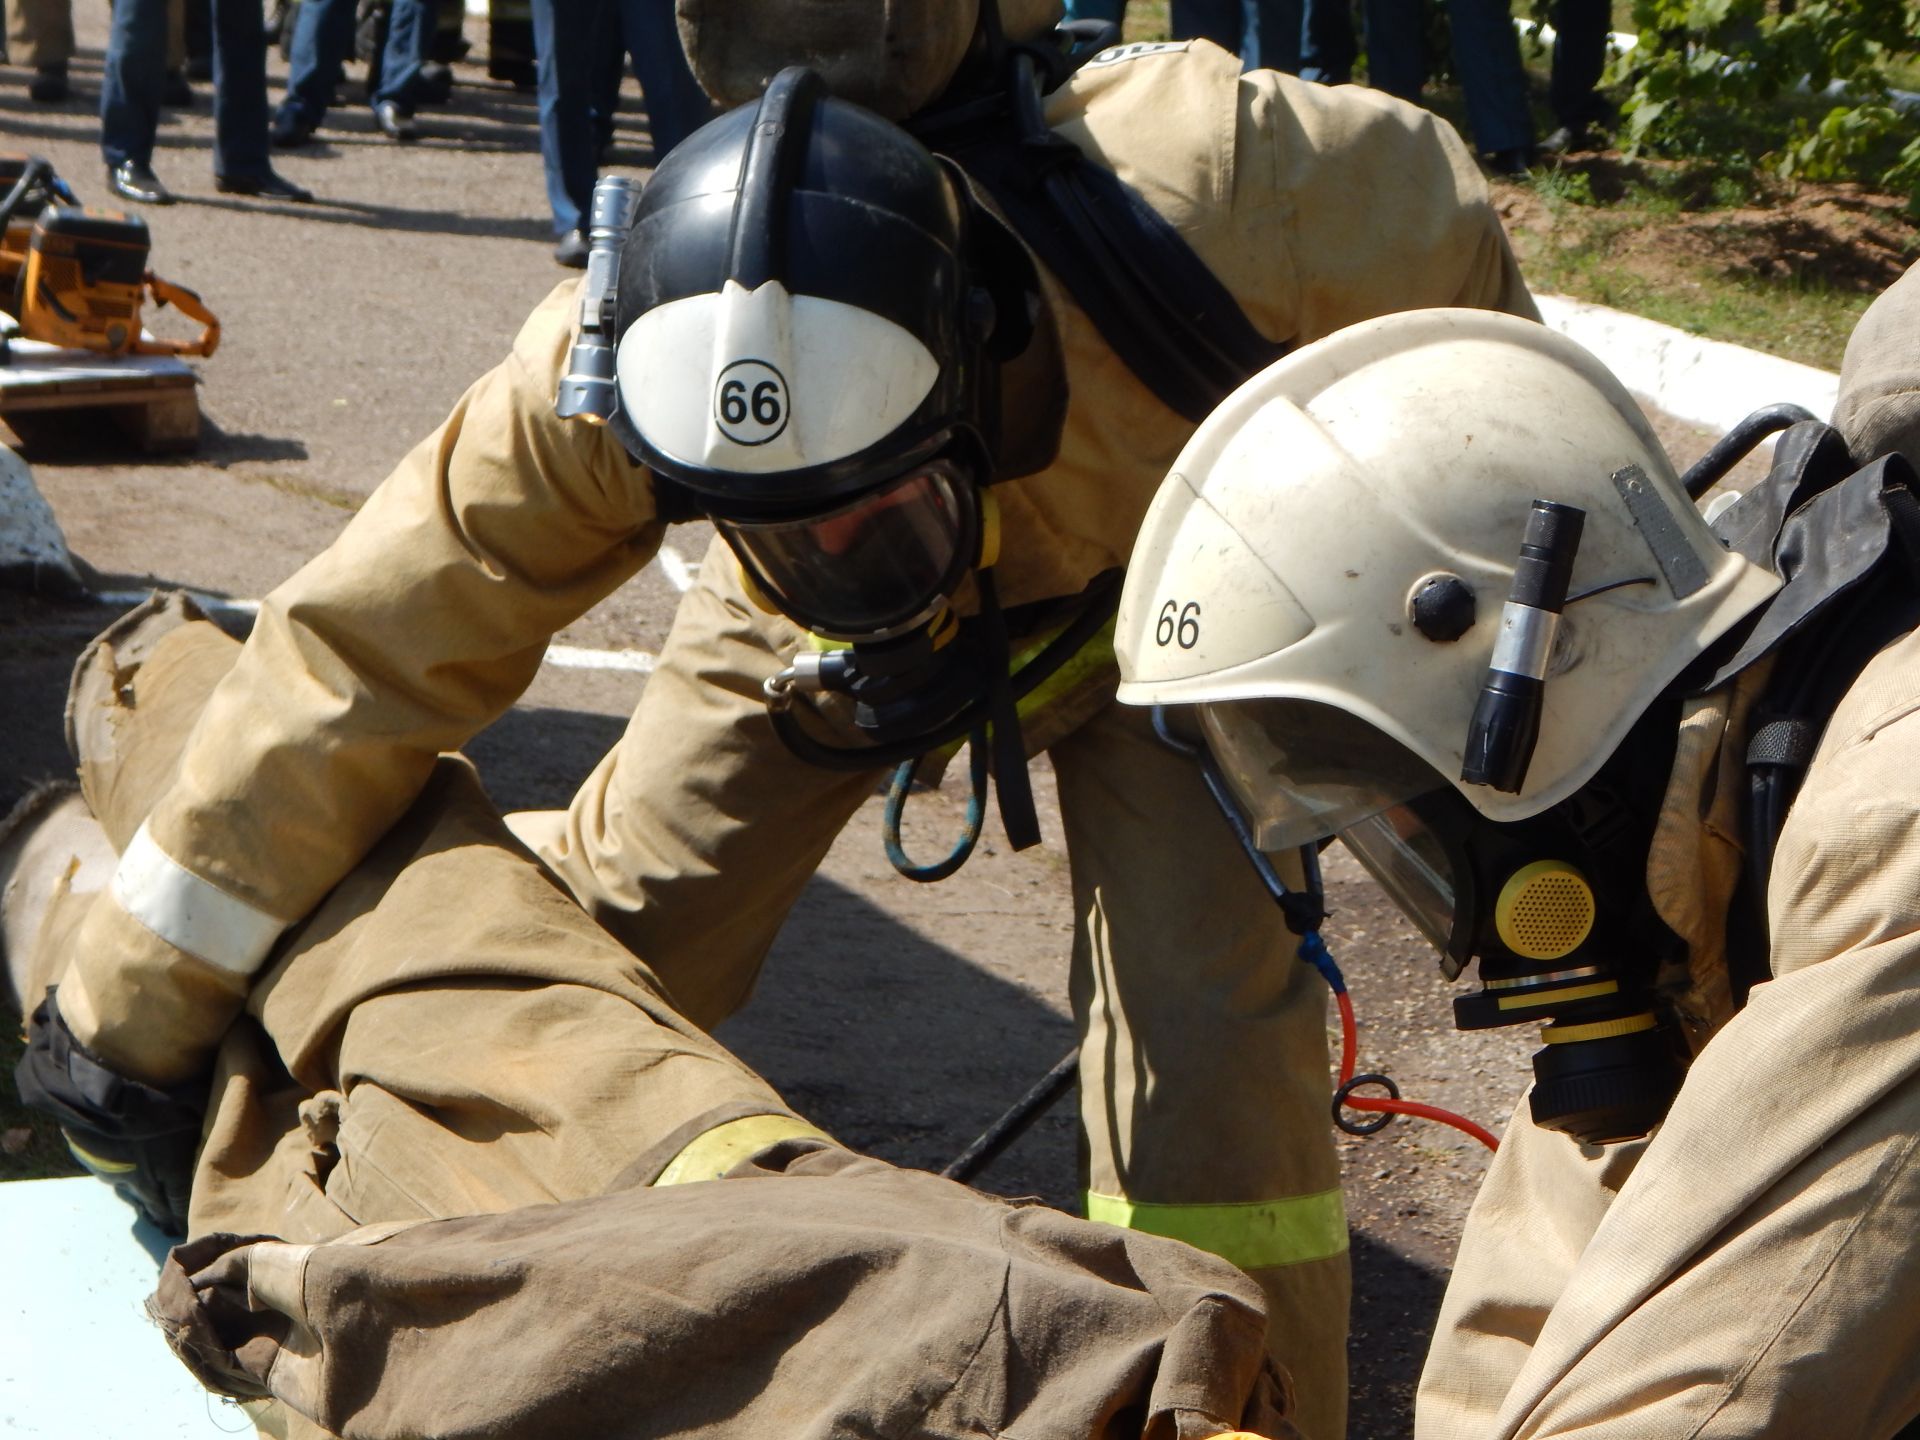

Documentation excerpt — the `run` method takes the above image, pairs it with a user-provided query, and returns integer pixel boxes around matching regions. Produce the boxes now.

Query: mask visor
[1199,699,1443,851]
[720,460,975,640]
[1337,807,1457,955]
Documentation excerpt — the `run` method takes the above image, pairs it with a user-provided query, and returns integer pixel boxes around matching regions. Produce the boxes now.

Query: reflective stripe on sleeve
[653,1113,834,1186]
[111,821,287,976]
[1084,1186,1350,1271]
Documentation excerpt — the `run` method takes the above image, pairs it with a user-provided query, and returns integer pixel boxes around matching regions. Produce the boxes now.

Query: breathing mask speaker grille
[1494,861,1596,960]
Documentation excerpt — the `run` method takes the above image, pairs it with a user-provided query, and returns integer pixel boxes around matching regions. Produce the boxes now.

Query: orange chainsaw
[0,153,220,359]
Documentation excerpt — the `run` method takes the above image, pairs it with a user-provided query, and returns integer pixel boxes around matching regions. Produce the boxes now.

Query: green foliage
[1612,0,1920,211]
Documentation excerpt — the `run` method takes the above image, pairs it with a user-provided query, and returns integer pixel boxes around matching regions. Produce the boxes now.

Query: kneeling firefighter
[1113,273,1920,1438]
[20,6,1535,1435]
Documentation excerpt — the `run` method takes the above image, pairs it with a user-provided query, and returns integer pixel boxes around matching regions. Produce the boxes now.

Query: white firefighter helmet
[1114,307,1781,839]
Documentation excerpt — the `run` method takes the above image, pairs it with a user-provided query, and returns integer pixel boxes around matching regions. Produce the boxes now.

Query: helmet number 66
[714,360,789,445]
[1155,600,1201,649]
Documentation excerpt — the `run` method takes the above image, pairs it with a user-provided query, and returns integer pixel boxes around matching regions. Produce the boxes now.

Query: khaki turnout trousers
[3,0,70,67]
[519,538,1352,1439]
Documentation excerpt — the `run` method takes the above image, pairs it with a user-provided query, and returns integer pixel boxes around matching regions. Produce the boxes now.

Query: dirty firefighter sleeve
[1415,619,1920,1438]
[151,1141,1296,1440]
[56,283,664,1084]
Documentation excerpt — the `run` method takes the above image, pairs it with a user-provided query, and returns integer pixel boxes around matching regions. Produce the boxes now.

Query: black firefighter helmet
[613,67,1053,642]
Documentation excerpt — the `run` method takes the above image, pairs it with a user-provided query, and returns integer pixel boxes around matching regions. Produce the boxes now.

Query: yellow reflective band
[1083,1187,1349,1272]
[653,1114,833,1186]
[64,1137,137,1176]
[1543,1012,1657,1044]
[1496,979,1619,1011]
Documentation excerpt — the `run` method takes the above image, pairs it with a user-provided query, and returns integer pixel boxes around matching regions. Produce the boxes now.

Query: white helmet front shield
[617,279,940,479]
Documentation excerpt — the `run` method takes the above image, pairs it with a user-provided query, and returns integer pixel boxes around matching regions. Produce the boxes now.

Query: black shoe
[372,99,418,142]
[1486,146,1536,177]
[28,63,68,102]
[417,60,453,105]
[1539,125,1598,156]
[162,69,195,108]
[552,229,590,268]
[214,167,313,202]
[107,159,174,205]
[270,108,317,148]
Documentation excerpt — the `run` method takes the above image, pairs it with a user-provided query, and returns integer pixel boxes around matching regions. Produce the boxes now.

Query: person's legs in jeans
[275,0,357,128]
[614,0,709,160]
[531,0,598,235]
[590,0,620,154]
[100,0,166,169]
[1548,0,1610,133]
[209,0,271,177]
[1444,0,1534,157]
[1298,0,1355,83]
[371,0,434,111]
[1240,0,1301,71]
[1170,0,1244,56]
[1360,0,1425,101]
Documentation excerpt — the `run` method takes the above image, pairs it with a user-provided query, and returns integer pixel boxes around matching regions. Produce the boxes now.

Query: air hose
[1150,707,1499,1152]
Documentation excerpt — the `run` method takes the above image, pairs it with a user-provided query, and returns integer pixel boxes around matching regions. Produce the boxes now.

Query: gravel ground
[0,20,1792,1436]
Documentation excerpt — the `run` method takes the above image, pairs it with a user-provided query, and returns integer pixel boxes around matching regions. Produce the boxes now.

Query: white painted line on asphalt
[96,589,261,619]
[544,643,657,674]
[656,543,697,593]
[1535,292,1839,438]
[95,589,657,675]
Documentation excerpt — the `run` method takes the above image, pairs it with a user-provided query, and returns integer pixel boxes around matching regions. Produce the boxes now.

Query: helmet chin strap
[973,566,1041,850]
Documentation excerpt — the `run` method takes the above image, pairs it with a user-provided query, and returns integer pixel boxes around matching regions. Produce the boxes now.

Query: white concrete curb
[1535,291,1838,437]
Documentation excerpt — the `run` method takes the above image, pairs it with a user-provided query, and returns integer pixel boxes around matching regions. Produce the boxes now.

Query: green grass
[1122,0,1172,42]
[1541,257,1874,373]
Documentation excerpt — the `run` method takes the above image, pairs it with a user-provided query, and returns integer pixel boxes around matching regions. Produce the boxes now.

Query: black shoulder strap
[912,47,1288,424]
[1728,451,1920,999]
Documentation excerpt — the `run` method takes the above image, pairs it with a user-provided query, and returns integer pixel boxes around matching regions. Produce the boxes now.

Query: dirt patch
[1499,165,1917,292]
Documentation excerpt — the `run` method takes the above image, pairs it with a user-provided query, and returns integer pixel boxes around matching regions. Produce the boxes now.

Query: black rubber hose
[941,1047,1078,1183]
[1682,403,1820,499]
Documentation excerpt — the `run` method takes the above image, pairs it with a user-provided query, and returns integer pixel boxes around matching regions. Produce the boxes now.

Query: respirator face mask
[1200,694,1690,1147]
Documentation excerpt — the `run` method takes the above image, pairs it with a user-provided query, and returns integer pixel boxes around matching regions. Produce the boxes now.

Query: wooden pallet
[0,334,201,454]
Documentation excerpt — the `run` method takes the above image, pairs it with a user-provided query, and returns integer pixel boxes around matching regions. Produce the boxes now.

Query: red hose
[1335,990,1499,1152]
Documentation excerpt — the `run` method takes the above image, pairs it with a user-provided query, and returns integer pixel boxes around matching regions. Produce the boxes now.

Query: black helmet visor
[719,458,977,640]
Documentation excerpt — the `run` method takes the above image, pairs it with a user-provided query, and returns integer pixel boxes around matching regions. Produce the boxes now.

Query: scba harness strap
[910,28,1289,425]
[1685,420,1920,1001]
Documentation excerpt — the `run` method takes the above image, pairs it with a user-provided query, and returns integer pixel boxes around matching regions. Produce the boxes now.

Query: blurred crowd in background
[1069,0,1616,172]
[0,0,1609,268]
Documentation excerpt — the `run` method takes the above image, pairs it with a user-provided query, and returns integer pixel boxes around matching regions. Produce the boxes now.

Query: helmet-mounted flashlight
[1461,500,1586,794]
